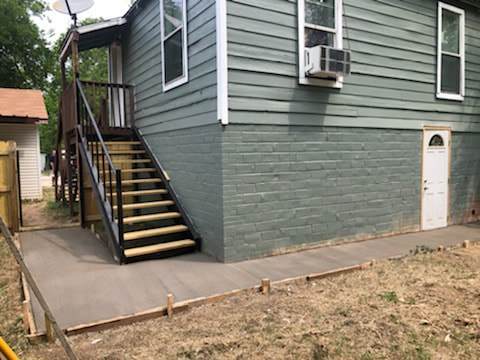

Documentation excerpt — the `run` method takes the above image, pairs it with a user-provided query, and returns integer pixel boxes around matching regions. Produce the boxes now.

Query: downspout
[216,0,228,125]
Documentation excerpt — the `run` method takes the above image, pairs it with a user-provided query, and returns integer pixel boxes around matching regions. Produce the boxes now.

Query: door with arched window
[422,129,450,230]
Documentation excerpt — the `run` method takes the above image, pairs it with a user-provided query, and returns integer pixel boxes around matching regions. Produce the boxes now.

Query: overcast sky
[36,0,132,45]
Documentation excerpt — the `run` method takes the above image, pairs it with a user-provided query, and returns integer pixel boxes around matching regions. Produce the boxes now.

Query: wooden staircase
[89,136,199,263]
[69,79,200,264]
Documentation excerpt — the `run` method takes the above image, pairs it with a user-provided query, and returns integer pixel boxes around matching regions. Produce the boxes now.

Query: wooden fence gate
[0,141,20,232]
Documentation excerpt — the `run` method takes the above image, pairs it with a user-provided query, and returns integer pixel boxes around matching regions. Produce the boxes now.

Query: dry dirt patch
[22,187,78,228]
[1,235,479,359]
[9,245,475,359]
[0,234,29,356]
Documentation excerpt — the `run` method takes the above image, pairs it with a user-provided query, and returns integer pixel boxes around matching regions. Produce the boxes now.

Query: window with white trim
[437,2,465,101]
[160,0,188,91]
[298,0,343,87]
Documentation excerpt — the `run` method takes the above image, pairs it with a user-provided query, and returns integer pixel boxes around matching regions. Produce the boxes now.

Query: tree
[0,0,51,89]
[40,18,109,154]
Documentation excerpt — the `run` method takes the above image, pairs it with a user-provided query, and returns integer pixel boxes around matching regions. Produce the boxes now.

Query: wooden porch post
[68,31,80,216]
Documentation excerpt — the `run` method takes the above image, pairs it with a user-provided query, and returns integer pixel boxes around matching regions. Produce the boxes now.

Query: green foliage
[380,291,399,303]
[40,18,109,155]
[0,0,51,89]
[411,245,435,255]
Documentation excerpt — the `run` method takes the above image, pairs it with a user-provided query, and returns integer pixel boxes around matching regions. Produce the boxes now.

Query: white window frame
[298,0,344,88]
[437,2,465,101]
[160,0,188,92]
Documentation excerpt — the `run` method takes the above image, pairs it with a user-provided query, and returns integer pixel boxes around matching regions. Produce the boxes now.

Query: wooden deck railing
[80,80,134,129]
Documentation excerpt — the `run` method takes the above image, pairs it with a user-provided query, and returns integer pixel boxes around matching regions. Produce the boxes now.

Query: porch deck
[20,224,480,332]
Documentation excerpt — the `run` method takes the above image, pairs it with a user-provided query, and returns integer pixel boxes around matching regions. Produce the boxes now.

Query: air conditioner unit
[305,46,351,77]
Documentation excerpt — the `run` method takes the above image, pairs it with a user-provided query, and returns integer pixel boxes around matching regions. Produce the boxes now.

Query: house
[57,0,480,263]
[0,88,47,200]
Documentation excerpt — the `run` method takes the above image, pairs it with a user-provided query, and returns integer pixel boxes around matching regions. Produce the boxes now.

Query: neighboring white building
[0,88,48,200]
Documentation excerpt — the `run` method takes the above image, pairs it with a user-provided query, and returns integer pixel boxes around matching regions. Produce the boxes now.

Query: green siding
[123,0,218,135]
[227,0,480,132]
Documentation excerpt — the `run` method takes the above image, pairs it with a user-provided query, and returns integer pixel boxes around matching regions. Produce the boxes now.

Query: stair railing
[76,79,125,261]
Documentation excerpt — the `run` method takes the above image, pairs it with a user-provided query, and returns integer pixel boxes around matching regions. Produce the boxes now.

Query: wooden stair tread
[124,239,195,258]
[113,178,162,186]
[112,189,167,197]
[100,168,156,174]
[124,225,189,241]
[122,212,181,225]
[114,200,174,211]
[99,150,145,155]
[96,141,141,145]
[111,159,151,163]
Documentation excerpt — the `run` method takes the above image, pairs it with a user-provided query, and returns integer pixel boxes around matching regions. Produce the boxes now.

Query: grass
[1,239,479,359]
[45,197,73,219]
[380,291,399,303]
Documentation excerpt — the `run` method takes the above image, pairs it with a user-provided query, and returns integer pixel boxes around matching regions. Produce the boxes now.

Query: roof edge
[59,18,128,60]
[0,116,48,125]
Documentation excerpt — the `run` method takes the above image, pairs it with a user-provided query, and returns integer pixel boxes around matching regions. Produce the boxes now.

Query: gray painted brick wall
[143,124,480,263]
[144,124,224,260]
[450,132,480,224]
[222,125,423,262]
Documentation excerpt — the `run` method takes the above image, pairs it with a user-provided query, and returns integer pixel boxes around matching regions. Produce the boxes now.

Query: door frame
[420,126,452,230]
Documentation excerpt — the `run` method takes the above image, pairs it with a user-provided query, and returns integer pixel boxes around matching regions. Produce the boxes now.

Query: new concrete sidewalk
[20,223,480,332]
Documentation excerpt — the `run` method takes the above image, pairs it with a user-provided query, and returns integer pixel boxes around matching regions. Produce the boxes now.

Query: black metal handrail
[76,79,125,259]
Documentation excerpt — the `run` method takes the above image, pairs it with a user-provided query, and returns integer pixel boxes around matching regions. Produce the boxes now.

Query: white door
[422,129,450,230]
[108,42,125,127]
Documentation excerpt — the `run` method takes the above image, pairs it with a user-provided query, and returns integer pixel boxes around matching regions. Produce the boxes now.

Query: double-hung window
[437,2,465,101]
[160,0,188,91]
[298,0,343,87]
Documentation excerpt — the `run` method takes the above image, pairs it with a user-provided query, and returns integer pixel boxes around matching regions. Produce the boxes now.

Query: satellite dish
[51,0,94,26]
[51,0,94,15]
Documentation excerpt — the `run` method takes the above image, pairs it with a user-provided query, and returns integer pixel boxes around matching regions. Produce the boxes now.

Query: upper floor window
[298,0,343,87]
[160,0,188,91]
[437,2,465,101]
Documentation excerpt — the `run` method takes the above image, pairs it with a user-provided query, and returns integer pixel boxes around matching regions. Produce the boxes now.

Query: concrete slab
[20,224,480,332]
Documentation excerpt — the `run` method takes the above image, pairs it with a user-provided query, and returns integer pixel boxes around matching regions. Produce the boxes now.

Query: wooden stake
[21,274,36,335]
[463,240,471,249]
[44,313,55,343]
[22,301,30,333]
[261,279,271,295]
[167,294,174,318]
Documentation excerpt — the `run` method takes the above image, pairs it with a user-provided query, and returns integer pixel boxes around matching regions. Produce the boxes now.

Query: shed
[0,88,48,200]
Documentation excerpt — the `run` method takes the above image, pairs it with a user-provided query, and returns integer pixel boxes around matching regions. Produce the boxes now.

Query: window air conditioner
[305,46,351,77]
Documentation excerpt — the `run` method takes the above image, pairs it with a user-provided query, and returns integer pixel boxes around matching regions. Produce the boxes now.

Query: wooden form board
[0,141,20,232]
